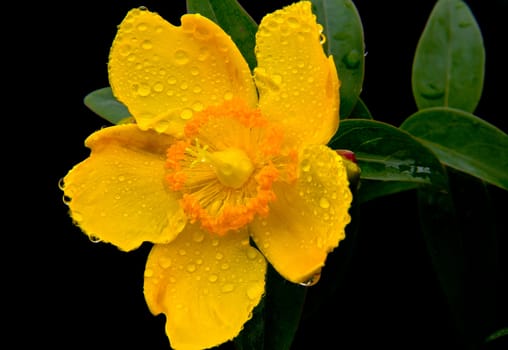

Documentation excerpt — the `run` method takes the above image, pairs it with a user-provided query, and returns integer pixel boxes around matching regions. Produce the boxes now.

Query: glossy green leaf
[418,169,503,347]
[83,87,131,125]
[412,0,485,112]
[186,0,258,70]
[330,119,448,190]
[400,107,508,190]
[348,97,372,119]
[417,186,467,345]
[311,0,365,118]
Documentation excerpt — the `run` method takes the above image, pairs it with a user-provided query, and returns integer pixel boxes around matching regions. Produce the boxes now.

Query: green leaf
[311,0,365,118]
[348,97,372,120]
[186,0,258,70]
[412,0,485,112]
[83,87,131,125]
[400,107,508,190]
[486,327,508,343]
[418,169,503,348]
[330,119,448,190]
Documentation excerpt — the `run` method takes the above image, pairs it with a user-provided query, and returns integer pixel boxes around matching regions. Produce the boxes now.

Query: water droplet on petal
[180,108,193,120]
[221,283,235,293]
[301,159,311,172]
[159,257,172,269]
[319,197,330,209]
[299,271,321,286]
[208,274,218,283]
[246,284,263,300]
[192,231,205,243]
[174,49,190,65]
[178,249,187,256]
[186,264,196,273]
[141,40,152,50]
[246,247,258,260]
[136,83,151,97]
[215,252,224,260]
[89,235,101,243]
[144,268,154,277]
[153,82,164,92]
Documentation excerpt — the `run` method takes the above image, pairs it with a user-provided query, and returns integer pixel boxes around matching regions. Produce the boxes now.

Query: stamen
[165,99,296,235]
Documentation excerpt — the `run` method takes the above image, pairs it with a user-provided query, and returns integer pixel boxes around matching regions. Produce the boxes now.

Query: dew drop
[299,271,321,286]
[141,40,152,50]
[419,84,445,100]
[137,23,148,32]
[211,239,219,247]
[174,49,190,65]
[180,108,193,120]
[343,49,361,69]
[272,74,282,85]
[186,264,196,273]
[221,283,235,293]
[224,91,233,101]
[153,82,164,92]
[136,83,151,97]
[192,102,204,112]
[208,274,218,283]
[89,235,101,243]
[144,268,154,277]
[159,257,172,269]
[154,120,169,133]
[178,249,187,256]
[246,247,258,260]
[221,263,229,270]
[192,231,205,243]
[319,197,330,209]
[118,175,126,182]
[247,284,262,300]
[301,159,311,172]
[215,252,224,260]
[167,76,177,85]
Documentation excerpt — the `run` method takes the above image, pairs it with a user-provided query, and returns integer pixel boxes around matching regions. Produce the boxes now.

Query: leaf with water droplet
[400,107,508,190]
[330,119,449,193]
[311,0,365,118]
[186,0,258,70]
[412,0,485,112]
[84,87,131,125]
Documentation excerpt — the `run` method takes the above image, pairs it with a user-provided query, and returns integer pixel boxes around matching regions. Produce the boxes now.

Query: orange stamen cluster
[165,99,298,235]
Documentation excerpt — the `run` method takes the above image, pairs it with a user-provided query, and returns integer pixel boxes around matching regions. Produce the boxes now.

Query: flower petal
[109,8,257,137]
[144,225,266,350]
[255,1,340,147]
[62,124,186,251]
[250,145,352,284]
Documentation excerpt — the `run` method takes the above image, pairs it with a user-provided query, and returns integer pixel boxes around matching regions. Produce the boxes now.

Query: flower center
[193,146,254,189]
[165,99,298,235]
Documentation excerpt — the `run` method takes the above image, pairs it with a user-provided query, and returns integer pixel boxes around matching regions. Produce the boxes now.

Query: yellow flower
[62,2,352,349]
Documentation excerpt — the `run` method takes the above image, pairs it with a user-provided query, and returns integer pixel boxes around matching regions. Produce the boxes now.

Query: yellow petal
[250,145,352,284]
[109,8,258,137]
[255,1,340,147]
[144,225,266,350]
[62,124,186,251]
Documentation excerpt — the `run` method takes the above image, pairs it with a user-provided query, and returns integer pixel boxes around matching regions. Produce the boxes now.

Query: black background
[16,1,507,349]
